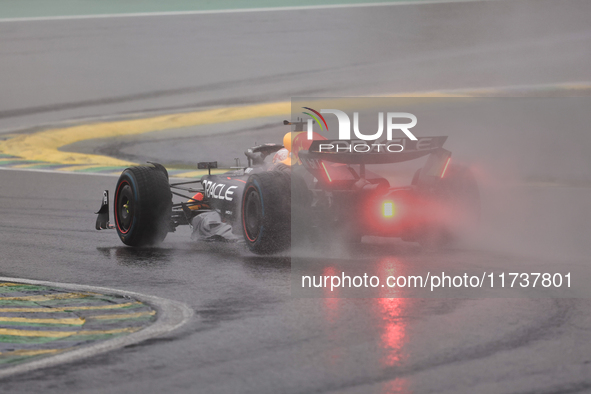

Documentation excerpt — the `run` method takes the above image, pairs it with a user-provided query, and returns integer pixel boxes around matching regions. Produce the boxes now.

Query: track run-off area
[0,0,494,21]
[1,83,589,178]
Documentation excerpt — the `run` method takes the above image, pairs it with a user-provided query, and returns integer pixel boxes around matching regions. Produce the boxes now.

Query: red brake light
[382,201,395,218]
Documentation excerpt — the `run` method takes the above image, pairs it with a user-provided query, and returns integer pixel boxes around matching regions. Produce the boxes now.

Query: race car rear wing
[298,136,451,188]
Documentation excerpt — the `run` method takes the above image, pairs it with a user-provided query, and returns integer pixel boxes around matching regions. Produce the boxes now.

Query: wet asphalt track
[2,0,591,392]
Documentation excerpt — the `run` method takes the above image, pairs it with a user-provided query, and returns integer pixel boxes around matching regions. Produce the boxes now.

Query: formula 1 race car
[95,120,479,254]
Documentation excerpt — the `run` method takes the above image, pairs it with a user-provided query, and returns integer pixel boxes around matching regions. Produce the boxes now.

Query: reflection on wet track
[0,167,590,393]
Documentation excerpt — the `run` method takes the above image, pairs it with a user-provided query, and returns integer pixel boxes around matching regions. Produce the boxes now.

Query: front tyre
[114,166,172,247]
[242,171,291,254]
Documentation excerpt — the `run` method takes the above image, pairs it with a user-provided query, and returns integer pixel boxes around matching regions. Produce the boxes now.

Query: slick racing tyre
[242,171,291,254]
[114,166,172,247]
[419,164,480,247]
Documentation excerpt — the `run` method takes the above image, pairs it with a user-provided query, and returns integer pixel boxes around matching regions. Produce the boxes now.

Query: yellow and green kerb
[0,282,156,367]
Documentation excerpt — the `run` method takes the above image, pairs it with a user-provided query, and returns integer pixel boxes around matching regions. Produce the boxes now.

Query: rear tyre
[114,166,172,247]
[242,171,291,254]
[418,164,480,248]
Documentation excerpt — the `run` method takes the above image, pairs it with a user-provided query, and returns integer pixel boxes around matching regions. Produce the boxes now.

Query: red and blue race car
[96,120,479,254]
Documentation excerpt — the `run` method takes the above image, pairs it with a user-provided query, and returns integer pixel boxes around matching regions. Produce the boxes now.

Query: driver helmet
[272,148,289,165]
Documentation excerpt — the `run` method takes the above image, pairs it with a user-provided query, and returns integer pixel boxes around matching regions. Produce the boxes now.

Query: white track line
[0,0,500,23]
[0,167,120,177]
[0,276,194,380]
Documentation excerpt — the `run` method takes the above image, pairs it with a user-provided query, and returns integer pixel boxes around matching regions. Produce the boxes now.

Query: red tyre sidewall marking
[115,179,132,234]
[242,184,259,243]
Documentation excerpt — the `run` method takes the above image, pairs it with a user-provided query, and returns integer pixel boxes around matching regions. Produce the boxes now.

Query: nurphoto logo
[303,107,417,141]
[302,107,420,153]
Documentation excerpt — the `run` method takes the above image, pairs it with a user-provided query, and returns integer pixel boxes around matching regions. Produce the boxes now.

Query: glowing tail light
[382,201,395,218]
